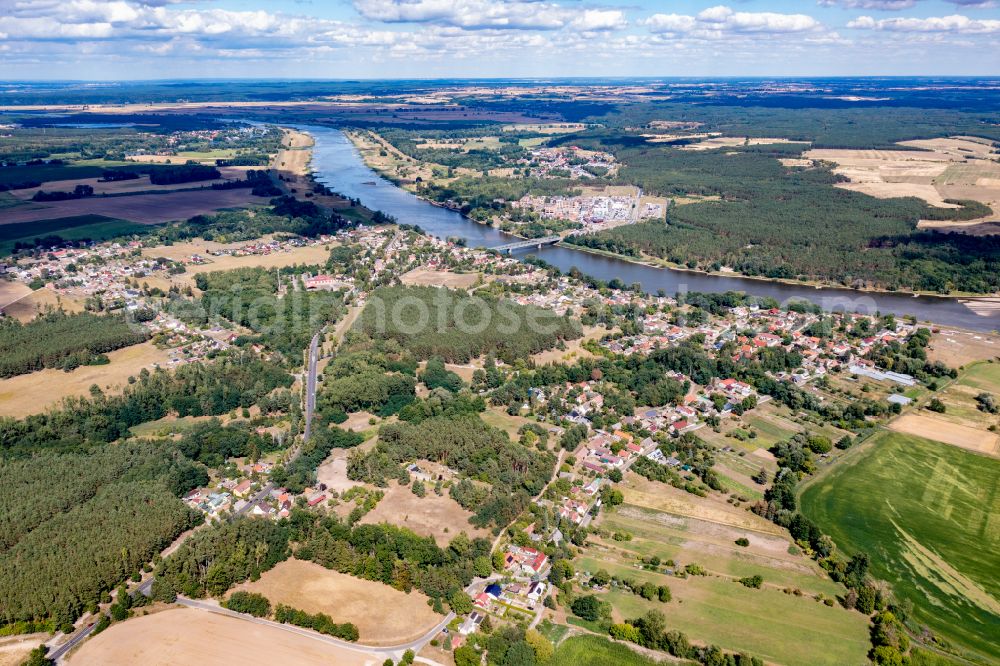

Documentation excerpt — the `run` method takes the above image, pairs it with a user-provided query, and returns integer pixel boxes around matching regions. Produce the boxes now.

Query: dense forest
[0,312,148,378]
[0,438,206,627]
[0,355,292,456]
[0,440,205,555]
[592,104,1000,149]
[357,285,582,364]
[557,138,1000,293]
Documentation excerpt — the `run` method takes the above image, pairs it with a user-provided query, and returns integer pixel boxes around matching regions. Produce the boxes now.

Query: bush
[223,591,271,618]
[571,595,608,622]
[739,575,763,589]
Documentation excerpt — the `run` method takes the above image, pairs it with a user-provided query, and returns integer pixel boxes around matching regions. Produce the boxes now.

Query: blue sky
[0,0,998,79]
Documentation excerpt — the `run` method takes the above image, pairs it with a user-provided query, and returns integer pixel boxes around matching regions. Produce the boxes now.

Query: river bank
[339,129,999,302]
[302,124,998,331]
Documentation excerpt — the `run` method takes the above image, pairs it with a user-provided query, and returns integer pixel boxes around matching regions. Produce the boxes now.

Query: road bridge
[491,235,561,253]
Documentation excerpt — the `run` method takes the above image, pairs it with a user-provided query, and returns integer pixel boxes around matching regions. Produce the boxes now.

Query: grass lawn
[0,214,148,256]
[800,431,1000,665]
[550,635,663,666]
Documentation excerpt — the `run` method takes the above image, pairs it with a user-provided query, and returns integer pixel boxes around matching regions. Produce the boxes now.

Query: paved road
[238,328,322,517]
[302,330,321,443]
[48,622,95,662]
[177,596,455,660]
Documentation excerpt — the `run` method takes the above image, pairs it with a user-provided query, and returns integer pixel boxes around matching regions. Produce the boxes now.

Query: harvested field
[232,559,441,644]
[928,328,1000,366]
[805,140,1000,224]
[141,240,333,288]
[0,280,32,310]
[0,286,84,321]
[681,136,809,151]
[0,634,46,666]
[401,267,481,289]
[838,181,958,208]
[0,341,172,417]
[66,607,379,666]
[0,187,263,226]
[889,412,999,457]
[359,480,489,546]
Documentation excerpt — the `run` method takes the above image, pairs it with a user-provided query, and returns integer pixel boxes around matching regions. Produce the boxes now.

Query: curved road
[176,597,455,661]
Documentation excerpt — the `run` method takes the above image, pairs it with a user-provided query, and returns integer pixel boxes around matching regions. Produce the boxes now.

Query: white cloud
[646,6,822,37]
[571,9,626,32]
[821,0,997,8]
[352,0,604,31]
[817,0,917,8]
[848,13,1000,32]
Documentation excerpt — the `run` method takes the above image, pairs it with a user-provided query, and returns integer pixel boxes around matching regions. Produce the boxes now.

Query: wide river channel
[304,125,998,332]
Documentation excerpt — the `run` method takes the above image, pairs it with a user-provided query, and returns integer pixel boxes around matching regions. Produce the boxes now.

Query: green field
[801,431,1000,665]
[580,505,869,665]
[550,635,664,666]
[601,584,869,666]
[0,215,148,255]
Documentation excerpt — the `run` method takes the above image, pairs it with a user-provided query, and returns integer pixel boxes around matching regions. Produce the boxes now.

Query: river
[305,125,998,332]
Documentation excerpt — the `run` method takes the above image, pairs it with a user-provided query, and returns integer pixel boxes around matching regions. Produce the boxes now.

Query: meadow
[575,477,872,666]
[549,635,663,666]
[800,431,1000,665]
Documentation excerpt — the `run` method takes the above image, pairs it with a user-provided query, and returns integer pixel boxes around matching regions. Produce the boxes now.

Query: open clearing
[621,474,784,536]
[530,325,608,365]
[928,329,1000,367]
[358,480,490,545]
[550,635,661,666]
[66,607,379,666]
[231,559,441,644]
[0,187,263,226]
[889,412,999,457]
[0,286,84,321]
[805,139,1000,223]
[401,267,481,289]
[0,341,172,417]
[801,431,1000,664]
